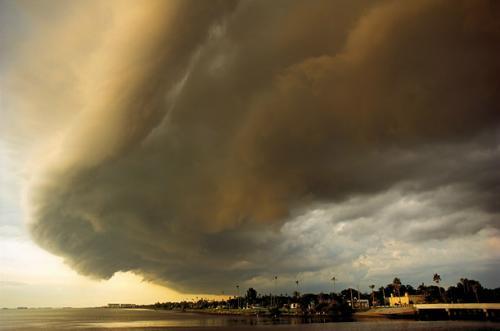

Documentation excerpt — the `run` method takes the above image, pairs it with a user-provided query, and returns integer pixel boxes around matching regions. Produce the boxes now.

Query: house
[346,299,370,309]
[388,292,426,306]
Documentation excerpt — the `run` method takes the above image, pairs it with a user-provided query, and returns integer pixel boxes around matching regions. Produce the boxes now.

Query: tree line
[141,276,499,313]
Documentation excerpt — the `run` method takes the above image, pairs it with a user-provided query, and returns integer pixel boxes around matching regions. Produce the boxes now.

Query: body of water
[0,308,498,330]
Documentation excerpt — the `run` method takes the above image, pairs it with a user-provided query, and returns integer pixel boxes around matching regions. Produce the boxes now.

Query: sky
[1,0,499,308]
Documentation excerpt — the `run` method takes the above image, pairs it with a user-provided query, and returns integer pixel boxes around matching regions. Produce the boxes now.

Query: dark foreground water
[0,308,498,331]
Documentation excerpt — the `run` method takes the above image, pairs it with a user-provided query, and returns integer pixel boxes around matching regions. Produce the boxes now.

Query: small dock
[415,303,500,321]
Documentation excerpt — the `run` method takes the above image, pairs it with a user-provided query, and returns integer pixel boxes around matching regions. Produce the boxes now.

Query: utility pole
[236,285,240,309]
[274,276,278,307]
[369,285,375,306]
[270,277,273,307]
[382,287,386,306]
[350,288,354,309]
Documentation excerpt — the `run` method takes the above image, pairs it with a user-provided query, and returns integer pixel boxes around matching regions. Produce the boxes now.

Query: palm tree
[295,280,299,297]
[471,283,480,303]
[331,276,336,294]
[433,273,446,302]
[417,282,428,300]
[392,278,401,295]
[369,284,375,306]
[460,278,468,296]
[392,277,402,304]
[433,273,441,284]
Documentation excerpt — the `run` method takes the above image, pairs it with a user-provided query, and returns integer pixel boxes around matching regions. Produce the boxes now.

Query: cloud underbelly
[28,0,500,293]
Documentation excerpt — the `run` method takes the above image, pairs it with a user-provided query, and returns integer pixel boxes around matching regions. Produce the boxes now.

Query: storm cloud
[20,0,500,293]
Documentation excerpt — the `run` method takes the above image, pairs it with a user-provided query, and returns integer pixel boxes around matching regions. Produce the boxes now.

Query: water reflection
[1,308,497,330]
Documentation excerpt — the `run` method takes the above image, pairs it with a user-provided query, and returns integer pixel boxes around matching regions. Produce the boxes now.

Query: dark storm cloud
[28,0,500,293]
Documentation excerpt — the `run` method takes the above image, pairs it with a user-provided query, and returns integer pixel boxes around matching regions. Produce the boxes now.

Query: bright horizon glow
[1,240,227,308]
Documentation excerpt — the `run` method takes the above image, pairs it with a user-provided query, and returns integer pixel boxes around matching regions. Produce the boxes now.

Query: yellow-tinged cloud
[5,0,498,293]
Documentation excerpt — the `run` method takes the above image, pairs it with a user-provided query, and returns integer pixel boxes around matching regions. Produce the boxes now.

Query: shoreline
[181,307,417,320]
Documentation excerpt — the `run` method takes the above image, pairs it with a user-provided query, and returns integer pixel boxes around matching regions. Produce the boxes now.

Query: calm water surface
[0,308,498,331]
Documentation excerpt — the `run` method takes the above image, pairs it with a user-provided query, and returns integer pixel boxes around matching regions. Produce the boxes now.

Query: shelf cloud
[16,0,500,292]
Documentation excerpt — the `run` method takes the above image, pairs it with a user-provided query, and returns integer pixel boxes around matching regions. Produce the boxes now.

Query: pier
[415,303,500,321]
